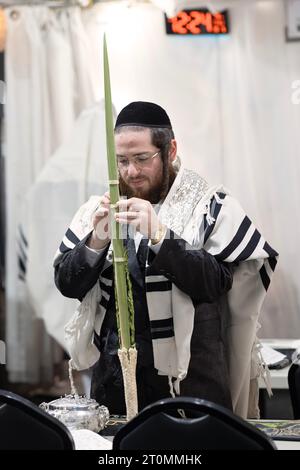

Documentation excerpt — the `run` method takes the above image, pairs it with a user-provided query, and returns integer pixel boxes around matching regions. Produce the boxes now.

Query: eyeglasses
[117,150,161,169]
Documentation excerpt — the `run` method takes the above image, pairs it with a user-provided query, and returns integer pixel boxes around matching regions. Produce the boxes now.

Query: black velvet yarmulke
[115,101,172,129]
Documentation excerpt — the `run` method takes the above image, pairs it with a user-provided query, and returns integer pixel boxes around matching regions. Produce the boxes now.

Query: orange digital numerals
[168,10,228,35]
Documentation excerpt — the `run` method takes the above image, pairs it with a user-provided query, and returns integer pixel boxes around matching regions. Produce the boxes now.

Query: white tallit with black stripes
[56,165,278,419]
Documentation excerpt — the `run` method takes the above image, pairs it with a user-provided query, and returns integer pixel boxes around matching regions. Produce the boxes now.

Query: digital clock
[165,9,229,36]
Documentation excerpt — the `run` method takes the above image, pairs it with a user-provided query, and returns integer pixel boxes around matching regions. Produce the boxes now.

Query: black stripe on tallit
[204,193,226,244]
[268,257,277,272]
[235,229,261,262]
[260,264,270,291]
[151,329,174,340]
[99,295,109,309]
[99,281,112,296]
[263,241,279,258]
[146,281,172,292]
[59,240,71,254]
[93,331,101,352]
[150,318,174,340]
[65,228,80,245]
[216,216,252,261]
[150,318,174,329]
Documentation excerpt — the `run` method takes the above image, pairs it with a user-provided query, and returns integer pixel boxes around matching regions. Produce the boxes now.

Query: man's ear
[169,139,177,162]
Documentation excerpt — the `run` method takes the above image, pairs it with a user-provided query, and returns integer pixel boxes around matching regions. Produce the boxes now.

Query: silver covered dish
[39,395,109,433]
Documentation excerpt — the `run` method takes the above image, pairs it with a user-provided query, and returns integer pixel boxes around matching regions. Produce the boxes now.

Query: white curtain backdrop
[4,0,300,383]
[22,103,108,350]
[151,0,243,16]
[82,0,300,339]
[5,5,96,382]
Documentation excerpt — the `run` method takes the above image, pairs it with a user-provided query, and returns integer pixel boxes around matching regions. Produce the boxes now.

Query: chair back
[288,362,300,419]
[0,389,75,449]
[113,397,276,450]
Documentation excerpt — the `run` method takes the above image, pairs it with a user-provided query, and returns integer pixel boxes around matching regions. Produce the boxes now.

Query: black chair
[113,397,276,450]
[0,389,75,449]
[288,362,300,419]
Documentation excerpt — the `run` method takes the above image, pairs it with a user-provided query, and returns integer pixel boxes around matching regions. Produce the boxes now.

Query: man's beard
[119,161,177,204]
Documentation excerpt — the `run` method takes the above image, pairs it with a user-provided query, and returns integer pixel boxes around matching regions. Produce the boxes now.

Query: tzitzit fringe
[68,359,79,397]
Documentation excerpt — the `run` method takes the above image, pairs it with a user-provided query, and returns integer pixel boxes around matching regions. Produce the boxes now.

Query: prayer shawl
[56,166,278,419]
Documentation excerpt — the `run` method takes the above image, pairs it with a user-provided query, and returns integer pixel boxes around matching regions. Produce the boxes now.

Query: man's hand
[87,192,111,250]
[115,197,165,241]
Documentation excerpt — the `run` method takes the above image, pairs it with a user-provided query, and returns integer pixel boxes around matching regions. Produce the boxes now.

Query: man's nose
[127,161,140,177]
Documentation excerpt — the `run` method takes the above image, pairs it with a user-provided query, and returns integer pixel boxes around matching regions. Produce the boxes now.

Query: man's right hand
[87,191,111,250]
